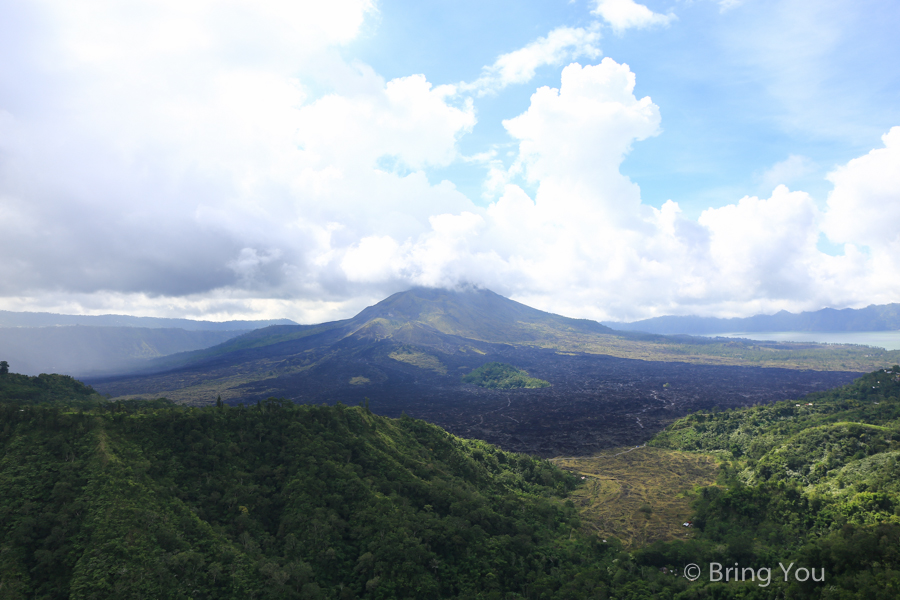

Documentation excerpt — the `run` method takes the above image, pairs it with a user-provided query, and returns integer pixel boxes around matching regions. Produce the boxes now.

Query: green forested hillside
[0,371,105,407]
[6,367,900,598]
[0,393,614,599]
[620,365,900,599]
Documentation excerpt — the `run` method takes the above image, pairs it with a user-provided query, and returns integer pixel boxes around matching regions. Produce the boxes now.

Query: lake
[703,331,900,350]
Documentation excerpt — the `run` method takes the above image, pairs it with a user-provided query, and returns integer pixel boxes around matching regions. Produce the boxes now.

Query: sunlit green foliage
[626,365,900,598]
[462,362,550,389]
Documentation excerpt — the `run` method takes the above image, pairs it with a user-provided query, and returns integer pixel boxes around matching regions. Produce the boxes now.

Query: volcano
[88,288,859,456]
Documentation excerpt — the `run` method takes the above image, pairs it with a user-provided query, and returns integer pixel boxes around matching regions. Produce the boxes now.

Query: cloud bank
[0,2,897,323]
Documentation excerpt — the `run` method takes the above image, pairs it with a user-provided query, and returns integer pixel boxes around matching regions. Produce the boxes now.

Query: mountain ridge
[0,309,297,330]
[103,287,617,378]
[0,311,301,376]
[604,302,900,334]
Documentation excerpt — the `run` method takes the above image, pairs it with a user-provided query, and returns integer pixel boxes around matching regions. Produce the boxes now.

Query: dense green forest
[461,363,550,389]
[0,371,106,407]
[0,373,611,599]
[3,366,900,598]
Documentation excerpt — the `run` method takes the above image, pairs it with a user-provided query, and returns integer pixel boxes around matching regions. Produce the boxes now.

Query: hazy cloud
[461,26,602,95]
[0,1,475,319]
[757,154,818,191]
[717,0,745,12]
[591,0,676,33]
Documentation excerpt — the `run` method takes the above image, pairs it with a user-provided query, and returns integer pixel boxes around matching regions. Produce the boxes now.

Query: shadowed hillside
[0,312,298,376]
[0,327,246,376]
[0,391,614,599]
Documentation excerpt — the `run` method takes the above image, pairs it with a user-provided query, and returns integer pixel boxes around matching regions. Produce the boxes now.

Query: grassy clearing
[553,446,720,548]
[388,348,448,374]
[462,362,550,389]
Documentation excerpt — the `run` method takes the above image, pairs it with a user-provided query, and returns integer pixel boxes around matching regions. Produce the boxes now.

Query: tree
[0,360,8,375]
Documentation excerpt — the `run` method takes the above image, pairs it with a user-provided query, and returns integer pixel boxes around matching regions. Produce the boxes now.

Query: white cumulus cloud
[341,58,900,321]
[822,127,900,250]
[0,0,478,321]
[1,2,898,324]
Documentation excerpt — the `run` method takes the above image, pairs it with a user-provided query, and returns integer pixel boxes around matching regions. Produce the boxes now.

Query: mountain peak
[349,287,612,342]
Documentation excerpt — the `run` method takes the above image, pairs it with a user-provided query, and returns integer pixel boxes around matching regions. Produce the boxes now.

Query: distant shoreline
[700,331,900,351]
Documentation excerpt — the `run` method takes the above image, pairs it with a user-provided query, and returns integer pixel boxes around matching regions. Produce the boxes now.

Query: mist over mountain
[0,326,249,377]
[0,310,296,330]
[604,303,900,335]
[0,311,298,376]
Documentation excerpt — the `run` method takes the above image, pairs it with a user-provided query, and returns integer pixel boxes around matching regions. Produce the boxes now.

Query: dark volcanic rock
[225,343,858,457]
[88,288,863,457]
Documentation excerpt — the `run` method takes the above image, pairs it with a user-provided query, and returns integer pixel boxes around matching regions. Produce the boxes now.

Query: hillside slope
[117,287,616,376]
[6,368,900,598]
[0,391,617,599]
[0,311,297,376]
[0,371,105,406]
[608,365,900,598]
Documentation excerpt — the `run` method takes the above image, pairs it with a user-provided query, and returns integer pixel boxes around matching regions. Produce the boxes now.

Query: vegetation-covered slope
[7,366,900,598]
[554,446,720,548]
[0,371,105,407]
[0,394,620,599]
[461,362,550,389]
[601,365,900,598]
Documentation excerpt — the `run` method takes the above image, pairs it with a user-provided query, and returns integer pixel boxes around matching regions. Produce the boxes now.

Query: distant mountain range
[0,310,296,330]
[0,311,297,376]
[604,303,900,335]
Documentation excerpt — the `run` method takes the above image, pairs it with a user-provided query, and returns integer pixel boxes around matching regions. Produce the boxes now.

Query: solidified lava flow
[234,344,860,457]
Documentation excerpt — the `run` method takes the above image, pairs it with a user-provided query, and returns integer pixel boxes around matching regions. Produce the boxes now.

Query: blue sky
[0,0,898,322]
[350,0,900,217]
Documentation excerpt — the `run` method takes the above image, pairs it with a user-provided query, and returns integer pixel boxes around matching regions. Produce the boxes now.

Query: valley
[86,288,874,456]
[4,359,900,598]
[93,339,859,456]
[553,446,721,548]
